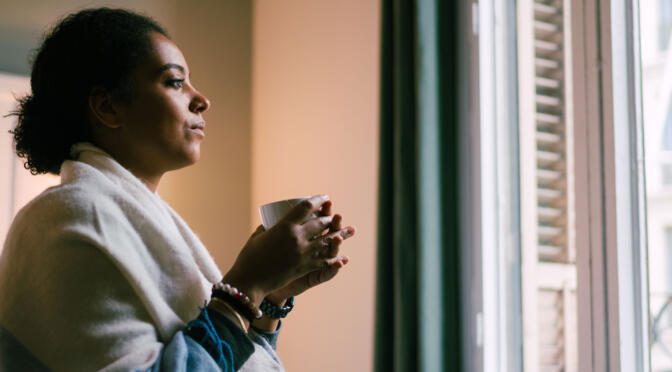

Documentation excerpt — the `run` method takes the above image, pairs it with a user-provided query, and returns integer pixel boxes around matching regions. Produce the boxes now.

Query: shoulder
[5,179,130,251]
[13,183,107,227]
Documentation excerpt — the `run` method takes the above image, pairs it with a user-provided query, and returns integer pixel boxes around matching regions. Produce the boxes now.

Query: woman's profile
[0,8,355,371]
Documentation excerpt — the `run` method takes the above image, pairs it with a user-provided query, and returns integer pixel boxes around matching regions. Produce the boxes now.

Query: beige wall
[160,0,253,269]
[252,1,380,371]
[0,0,253,269]
[1,1,380,370]
[0,0,176,75]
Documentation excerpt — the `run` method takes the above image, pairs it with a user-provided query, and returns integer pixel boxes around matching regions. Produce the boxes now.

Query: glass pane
[639,0,672,369]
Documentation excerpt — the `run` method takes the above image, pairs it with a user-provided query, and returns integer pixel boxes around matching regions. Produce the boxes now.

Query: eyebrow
[157,63,186,74]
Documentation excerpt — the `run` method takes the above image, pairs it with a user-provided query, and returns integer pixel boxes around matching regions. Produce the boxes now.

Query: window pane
[639,0,672,369]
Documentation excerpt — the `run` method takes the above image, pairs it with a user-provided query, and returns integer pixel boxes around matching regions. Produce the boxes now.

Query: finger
[335,255,349,267]
[329,214,342,234]
[301,215,334,238]
[318,200,333,217]
[309,256,350,288]
[326,235,343,258]
[325,255,349,267]
[282,195,330,224]
[307,255,347,274]
[310,232,343,259]
[317,264,341,284]
[327,226,355,256]
[307,266,339,287]
[325,226,356,242]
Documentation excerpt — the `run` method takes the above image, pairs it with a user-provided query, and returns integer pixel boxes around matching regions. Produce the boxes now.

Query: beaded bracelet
[211,282,263,322]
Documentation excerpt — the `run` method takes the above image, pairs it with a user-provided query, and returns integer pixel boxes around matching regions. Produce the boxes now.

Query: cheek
[148,95,184,122]
[133,97,185,134]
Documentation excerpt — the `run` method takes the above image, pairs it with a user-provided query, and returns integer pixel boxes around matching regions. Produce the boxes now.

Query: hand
[266,206,356,305]
[223,195,341,305]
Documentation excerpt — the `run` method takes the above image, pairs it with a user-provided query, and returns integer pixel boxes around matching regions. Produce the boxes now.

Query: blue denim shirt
[0,307,282,371]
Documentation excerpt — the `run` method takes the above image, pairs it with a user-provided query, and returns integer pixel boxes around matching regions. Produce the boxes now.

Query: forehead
[139,32,189,75]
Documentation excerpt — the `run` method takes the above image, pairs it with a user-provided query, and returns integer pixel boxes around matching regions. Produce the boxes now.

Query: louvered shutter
[518,0,578,371]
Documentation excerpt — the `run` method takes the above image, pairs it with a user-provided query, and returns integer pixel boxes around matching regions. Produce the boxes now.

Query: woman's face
[114,32,210,174]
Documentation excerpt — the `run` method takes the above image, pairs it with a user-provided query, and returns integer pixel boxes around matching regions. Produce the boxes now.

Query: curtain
[374,0,462,371]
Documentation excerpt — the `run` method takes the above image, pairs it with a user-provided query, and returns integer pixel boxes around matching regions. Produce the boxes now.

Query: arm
[0,233,165,371]
[151,307,257,372]
[0,228,261,371]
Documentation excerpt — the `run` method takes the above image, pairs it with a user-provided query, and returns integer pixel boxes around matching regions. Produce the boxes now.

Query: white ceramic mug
[259,196,320,229]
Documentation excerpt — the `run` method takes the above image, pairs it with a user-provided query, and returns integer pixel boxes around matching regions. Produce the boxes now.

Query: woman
[0,8,355,371]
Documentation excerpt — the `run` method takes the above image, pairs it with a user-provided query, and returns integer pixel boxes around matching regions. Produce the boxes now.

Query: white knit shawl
[0,143,222,370]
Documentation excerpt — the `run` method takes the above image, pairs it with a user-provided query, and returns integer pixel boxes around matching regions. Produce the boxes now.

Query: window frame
[573,0,650,370]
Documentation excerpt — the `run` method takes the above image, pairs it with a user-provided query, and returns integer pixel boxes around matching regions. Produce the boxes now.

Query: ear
[88,87,122,129]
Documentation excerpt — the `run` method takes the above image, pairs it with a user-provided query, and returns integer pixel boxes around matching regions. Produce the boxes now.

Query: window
[475,0,579,370]
[641,0,672,368]
[650,227,672,369]
[661,110,672,186]
[0,72,58,254]
[473,0,649,371]
[660,0,672,51]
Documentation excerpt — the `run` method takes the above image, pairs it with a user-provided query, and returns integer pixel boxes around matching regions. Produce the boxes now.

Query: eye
[166,79,184,89]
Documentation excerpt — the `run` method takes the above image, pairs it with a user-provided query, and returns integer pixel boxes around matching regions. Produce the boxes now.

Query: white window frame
[477,0,524,371]
[573,0,650,370]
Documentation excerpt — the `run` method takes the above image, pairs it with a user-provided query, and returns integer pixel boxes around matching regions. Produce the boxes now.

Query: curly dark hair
[9,8,168,175]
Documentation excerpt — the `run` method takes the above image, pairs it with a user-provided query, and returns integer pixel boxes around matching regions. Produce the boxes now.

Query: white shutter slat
[537,131,562,143]
[536,77,561,88]
[534,3,559,16]
[536,94,562,106]
[538,188,563,202]
[535,39,561,52]
[537,168,563,182]
[534,20,560,33]
[538,208,562,221]
[537,112,562,124]
[535,57,561,69]
[539,245,564,260]
[537,150,563,163]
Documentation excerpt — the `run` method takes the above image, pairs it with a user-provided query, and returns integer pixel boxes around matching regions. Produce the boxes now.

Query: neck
[91,140,164,193]
[131,170,162,193]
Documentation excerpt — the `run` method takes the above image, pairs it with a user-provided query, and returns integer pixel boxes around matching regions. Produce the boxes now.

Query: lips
[189,122,206,137]
[190,122,205,130]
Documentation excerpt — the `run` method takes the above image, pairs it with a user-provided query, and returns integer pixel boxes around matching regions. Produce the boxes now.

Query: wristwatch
[260,296,295,319]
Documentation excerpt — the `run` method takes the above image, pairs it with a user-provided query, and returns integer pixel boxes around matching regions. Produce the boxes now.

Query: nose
[190,89,210,114]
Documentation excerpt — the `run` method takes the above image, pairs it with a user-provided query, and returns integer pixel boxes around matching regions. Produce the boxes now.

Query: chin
[169,145,201,171]
[185,144,202,164]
